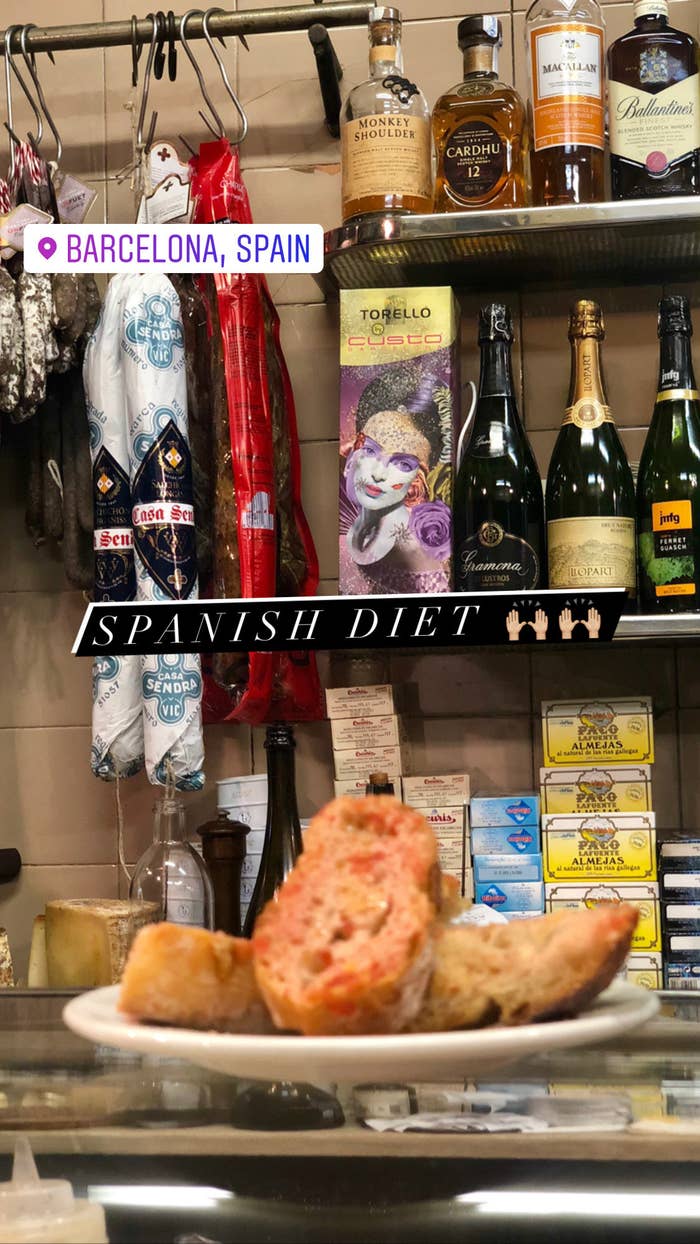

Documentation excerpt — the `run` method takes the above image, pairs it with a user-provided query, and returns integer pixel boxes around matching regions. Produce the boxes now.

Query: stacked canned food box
[659,841,700,991]
[469,795,544,920]
[540,698,661,990]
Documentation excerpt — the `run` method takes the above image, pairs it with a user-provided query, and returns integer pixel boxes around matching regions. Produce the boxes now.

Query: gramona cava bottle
[454,304,545,591]
[546,300,636,596]
[637,296,700,612]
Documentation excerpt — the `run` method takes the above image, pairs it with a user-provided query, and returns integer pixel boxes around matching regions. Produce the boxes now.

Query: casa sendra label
[72,588,626,657]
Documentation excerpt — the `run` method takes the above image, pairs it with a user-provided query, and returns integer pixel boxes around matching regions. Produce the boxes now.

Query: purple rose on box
[408,500,452,562]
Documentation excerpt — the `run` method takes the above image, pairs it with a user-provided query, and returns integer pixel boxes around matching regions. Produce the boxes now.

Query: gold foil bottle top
[568,300,605,342]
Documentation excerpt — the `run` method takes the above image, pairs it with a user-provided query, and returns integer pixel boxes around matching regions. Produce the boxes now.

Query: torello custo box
[339,288,459,595]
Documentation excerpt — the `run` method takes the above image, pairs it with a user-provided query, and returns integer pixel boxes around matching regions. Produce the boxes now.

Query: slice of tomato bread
[252,796,441,1035]
[119,923,272,1033]
[410,904,638,1032]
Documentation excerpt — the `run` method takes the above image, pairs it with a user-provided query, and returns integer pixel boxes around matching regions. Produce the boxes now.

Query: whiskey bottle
[454,304,545,591]
[608,0,700,200]
[525,0,605,205]
[546,301,636,596]
[432,16,528,213]
[340,6,432,222]
[637,297,700,612]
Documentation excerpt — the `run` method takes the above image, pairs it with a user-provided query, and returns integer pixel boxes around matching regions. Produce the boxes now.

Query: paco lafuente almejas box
[339,288,460,595]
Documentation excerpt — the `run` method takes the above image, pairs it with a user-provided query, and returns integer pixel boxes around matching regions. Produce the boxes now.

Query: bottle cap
[0,1136,107,1242]
[478,303,513,343]
[658,295,693,337]
[458,15,502,48]
[569,299,605,340]
[265,724,296,749]
[634,0,669,18]
[368,771,389,785]
[369,6,401,23]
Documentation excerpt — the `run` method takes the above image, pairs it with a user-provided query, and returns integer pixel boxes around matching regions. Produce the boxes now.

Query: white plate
[63,982,658,1082]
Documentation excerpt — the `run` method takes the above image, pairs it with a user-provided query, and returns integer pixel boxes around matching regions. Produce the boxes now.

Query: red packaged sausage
[190,139,322,724]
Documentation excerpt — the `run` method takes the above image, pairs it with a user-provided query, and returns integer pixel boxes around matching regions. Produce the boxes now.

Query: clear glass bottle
[433,16,528,212]
[130,798,214,930]
[340,5,432,222]
[525,0,605,204]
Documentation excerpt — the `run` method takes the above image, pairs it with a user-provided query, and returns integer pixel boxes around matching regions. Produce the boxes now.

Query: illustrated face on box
[341,364,452,576]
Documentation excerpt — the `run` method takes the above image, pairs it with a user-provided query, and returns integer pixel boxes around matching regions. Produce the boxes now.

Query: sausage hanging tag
[120,273,204,790]
[83,274,145,780]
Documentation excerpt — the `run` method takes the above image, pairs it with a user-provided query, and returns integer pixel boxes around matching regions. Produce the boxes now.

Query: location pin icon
[38,236,57,259]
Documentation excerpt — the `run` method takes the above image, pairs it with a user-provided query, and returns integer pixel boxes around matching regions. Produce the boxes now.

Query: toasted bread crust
[410,904,638,1032]
[119,923,272,1033]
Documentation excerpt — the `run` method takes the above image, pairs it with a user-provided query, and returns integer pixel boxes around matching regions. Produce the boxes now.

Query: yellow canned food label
[544,881,661,951]
[542,697,654,766]
[542,815,657,882]
[540,765,653,814]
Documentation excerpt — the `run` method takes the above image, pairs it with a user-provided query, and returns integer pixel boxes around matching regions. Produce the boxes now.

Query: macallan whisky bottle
[608,0,700,199]
[433,16,528,212]
[546,301,636,596]
[637,297,700,612]
[340,6,432,222]
[525,0,605,204]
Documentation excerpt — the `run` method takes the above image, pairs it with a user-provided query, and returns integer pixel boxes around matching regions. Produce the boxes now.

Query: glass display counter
[2,991,700,1242]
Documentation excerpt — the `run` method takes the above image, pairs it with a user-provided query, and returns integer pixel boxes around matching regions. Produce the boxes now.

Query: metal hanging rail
[0,2,373,55]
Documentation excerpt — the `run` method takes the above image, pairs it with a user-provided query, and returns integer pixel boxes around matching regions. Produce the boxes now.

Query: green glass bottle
[637,296,700,613]
[454,303,545,591]
[546,300,636,598]
[243,725,302,938]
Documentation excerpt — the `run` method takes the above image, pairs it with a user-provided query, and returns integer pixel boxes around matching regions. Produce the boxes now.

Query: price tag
[0,203,53,253]
[52,169,98,224]
[149,140,191,192]
[145,173,191,224]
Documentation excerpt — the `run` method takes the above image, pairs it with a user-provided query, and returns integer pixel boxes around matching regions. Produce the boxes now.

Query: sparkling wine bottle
[546,300,636,598]
[637,296,700,612]
[454,303,545,591]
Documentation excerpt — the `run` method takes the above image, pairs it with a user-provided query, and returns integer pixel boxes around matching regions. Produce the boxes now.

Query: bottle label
[458,522,540,590]
[634,0,669,20]
[529,23,605,152]
[370,45,398,64]
[548,516,636,591]
[608,76,700,173]
[562,398,614,429]
[642,500,696,597]
[341,114,432,208]
[656,388,700,403]
[442,120,507,201]
[468,420,515,456]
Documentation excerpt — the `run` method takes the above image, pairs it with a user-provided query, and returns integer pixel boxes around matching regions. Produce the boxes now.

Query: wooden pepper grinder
[197,811,250,936]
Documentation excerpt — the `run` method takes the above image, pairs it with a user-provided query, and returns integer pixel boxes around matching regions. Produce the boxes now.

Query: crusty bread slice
[253,796,440,1035]
[409,904,638,1032]
[119,923,272,1033]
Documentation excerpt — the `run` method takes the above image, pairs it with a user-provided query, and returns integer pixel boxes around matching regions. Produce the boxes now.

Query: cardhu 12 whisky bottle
[433,16,528,212]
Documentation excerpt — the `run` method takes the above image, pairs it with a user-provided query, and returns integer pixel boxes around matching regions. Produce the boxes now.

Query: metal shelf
[320,198,700,294]
[616,612,700,641]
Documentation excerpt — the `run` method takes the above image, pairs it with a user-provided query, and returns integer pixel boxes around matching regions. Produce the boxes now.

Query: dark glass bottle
[637,296,700,613]
[607,0,700,200]
[243,725,302,938]
[366,771,395,794]
[454,303,545,591]
[546,300,637,598]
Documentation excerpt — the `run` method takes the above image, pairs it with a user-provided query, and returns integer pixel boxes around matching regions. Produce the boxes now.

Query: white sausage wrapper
[120,273,204,791]
[83,274,144,780]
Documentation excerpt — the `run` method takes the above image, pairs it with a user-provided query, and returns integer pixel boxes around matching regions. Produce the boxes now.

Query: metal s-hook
[3,25,44,148]
[4,27,17,181]
[136,12,159,149]
[201,8,248,145]
[19,25,62,163]
[131,15,142,89]
[179,10,226,139]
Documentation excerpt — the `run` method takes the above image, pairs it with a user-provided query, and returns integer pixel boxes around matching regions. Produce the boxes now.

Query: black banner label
[72,590,626,657]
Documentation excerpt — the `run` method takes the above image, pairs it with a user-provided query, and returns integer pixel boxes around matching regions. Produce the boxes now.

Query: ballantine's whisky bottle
[433,16,528,212]
[546,301,636,596]
[607,0,700,199]
[340,6,432,222]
